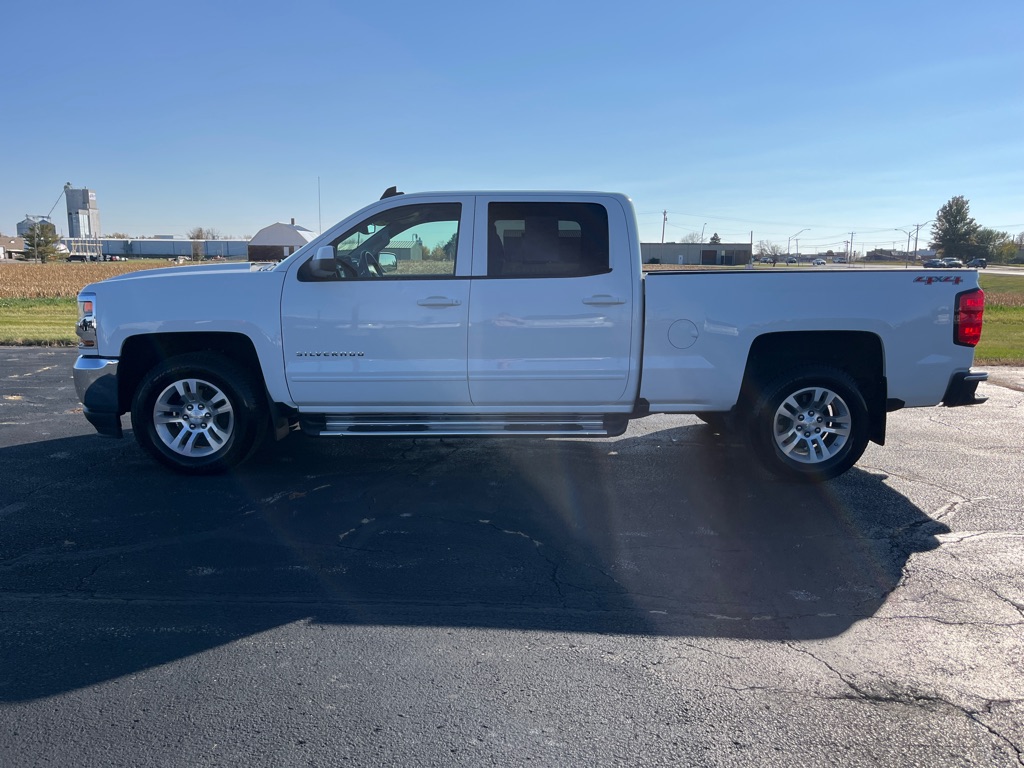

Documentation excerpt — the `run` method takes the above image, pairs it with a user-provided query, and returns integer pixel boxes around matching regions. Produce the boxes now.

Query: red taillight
[954,289,985,347]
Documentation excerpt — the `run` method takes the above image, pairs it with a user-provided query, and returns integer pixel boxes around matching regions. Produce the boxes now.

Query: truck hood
[96,262,277,284]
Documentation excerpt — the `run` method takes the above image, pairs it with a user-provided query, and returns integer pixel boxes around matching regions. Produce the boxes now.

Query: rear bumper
[73,355,123,437]
[941,370,988,407]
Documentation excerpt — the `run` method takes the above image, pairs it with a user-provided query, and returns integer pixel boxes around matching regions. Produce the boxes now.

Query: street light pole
[912,220,933,262]
[789,228,809,261]
[897,228,913,268]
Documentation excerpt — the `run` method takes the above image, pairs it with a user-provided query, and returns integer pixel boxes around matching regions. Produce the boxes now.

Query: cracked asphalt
[1,347,1022,767]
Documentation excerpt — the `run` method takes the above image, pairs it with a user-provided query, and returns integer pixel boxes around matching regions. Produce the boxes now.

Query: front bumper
[942,369,988,407]
[73,355,123,437]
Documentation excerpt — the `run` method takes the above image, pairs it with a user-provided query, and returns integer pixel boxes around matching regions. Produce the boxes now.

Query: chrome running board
[300,413,627,437]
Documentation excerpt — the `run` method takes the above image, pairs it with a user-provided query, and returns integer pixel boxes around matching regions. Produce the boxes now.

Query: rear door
[467,196,636,407]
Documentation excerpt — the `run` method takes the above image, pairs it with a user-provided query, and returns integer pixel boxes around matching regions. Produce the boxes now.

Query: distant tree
[994,241,1017,264]
[23,221,60,263]
[756,240,783,259]
[709,232,721,244]
[186,227,221,261]
[186,228,205,261]
[442,232,458,261]
[678,232,702,244]
[975,228,1012,262]
[107,232,130,239]
[930,196,980,260]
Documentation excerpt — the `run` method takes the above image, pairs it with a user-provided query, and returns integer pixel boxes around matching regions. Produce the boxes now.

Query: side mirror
[310,245,336,277]
[378,252,398,272]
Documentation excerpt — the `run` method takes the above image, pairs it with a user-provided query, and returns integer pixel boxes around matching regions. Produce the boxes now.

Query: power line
[639,210,919,232]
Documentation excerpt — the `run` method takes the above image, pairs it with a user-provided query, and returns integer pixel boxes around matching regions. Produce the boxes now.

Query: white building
[248,219,315,261]
[640,241,753,266]
[1,234,24,259]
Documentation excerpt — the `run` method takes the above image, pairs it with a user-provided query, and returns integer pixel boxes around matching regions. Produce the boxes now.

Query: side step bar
[300,413,629,438]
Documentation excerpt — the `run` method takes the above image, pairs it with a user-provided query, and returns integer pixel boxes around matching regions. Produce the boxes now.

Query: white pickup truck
[73,189,988,480]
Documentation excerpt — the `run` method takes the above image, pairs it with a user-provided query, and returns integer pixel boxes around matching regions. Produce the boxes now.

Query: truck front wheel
[749,366,869,481]
[130,353,265,474]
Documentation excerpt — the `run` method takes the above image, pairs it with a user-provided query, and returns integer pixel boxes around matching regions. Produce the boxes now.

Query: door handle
[582,295,626,306]
[417,296,462,308]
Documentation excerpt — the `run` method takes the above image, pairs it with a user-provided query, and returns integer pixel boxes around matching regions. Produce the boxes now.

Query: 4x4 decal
[914,275,963,285]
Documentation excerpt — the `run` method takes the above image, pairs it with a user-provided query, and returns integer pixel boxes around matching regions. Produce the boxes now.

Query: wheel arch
[738,331,888,445]
[117,332,265,414]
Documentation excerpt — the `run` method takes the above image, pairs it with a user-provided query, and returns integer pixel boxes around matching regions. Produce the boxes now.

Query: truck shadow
[0,421,947,702]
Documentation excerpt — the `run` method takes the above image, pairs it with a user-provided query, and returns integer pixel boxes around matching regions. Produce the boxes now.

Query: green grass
[1,276,1022,364]
[978,274,1024,308]
[974,305,1024,365]
[0,298,77,345]
[974,274,1024,365]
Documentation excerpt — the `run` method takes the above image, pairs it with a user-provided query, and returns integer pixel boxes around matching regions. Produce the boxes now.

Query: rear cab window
[486,201,610,278]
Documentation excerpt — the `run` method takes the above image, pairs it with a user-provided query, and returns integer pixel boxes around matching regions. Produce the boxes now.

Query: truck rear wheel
[749,366,869,481]
[130,353,265,474]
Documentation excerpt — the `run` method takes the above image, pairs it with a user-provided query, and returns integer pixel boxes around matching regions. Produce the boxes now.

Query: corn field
[0,261,184,299]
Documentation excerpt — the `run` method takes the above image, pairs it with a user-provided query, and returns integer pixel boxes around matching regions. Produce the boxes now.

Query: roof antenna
[380,186,403,200]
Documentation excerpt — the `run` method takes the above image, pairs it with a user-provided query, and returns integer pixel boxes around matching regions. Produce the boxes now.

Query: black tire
[130,352,266,474]
[748,366,869,481]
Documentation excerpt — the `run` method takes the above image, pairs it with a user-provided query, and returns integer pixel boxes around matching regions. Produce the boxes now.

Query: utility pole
[897,228,913,268]
[912,221,932,261]
[789,228,809,260]
[849,232,856,264]
[661,210,667,244]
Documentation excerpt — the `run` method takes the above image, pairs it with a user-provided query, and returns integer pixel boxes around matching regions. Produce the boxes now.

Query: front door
[281,198,473,409]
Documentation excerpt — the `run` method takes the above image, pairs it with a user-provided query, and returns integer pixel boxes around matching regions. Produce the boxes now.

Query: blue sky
[3,0,1022,254]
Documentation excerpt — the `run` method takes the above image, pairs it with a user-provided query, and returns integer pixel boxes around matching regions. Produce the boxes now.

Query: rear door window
[487,202,609,278]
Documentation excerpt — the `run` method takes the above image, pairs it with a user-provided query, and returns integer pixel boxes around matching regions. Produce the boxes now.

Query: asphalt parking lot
[1,347,1022,767]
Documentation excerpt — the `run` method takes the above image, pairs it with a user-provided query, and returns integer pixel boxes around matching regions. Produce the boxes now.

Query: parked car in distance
[759,257,775,264]
[833,256,847,264]
[967,258,987,269]
[922,258,945,268]
[942,258,964,268]
[812,258,826,266]
[785,257,798,264]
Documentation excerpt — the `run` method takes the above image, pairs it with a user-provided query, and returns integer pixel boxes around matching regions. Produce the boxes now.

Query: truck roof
[380,189,631,201]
